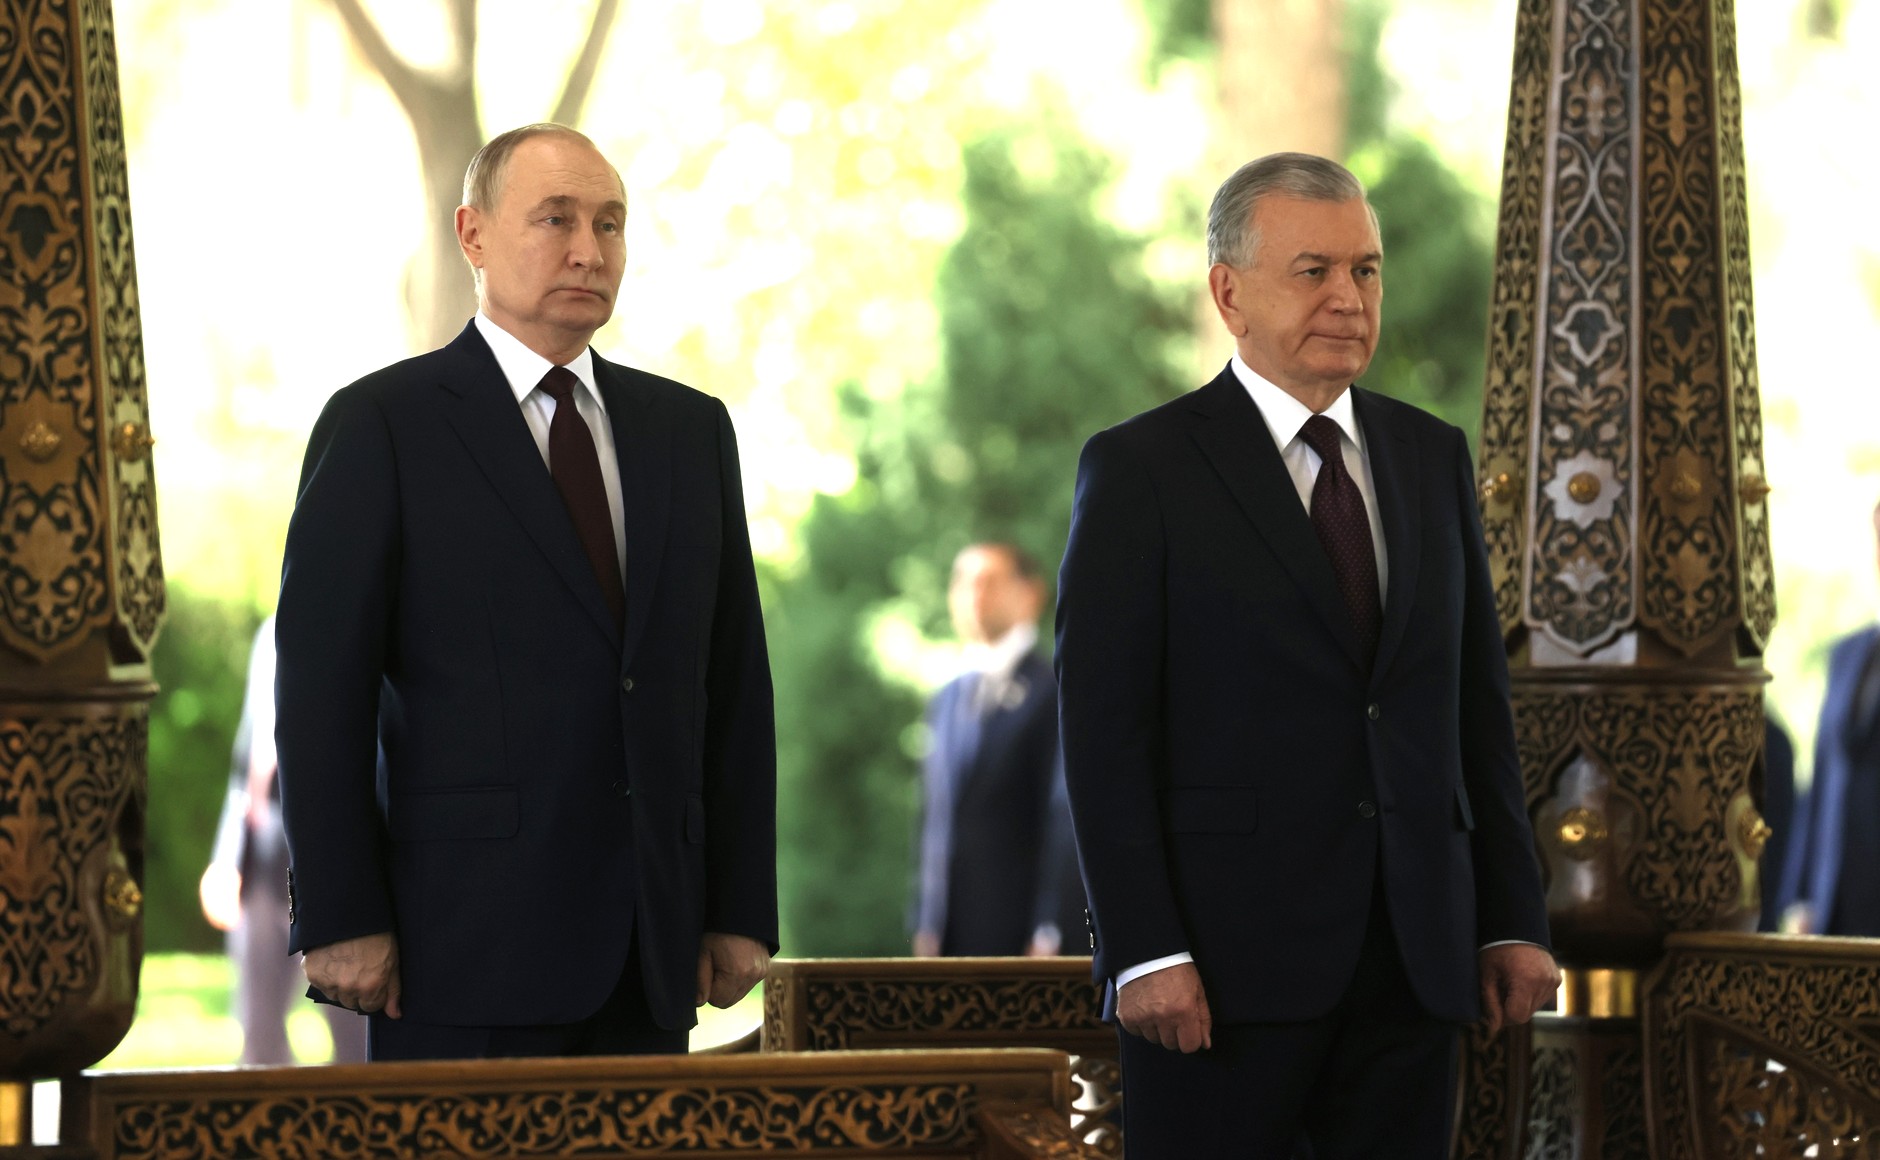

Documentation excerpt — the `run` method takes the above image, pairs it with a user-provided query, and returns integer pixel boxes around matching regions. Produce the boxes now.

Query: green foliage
[768,121,1189,955]
[1343,0,1495,444]
[1139,0,1213,74]
[144,588,260,953]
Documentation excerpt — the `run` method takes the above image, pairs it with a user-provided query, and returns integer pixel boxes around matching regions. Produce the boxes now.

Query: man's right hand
[1117,962,1212,1053]
[303,931,402,1017]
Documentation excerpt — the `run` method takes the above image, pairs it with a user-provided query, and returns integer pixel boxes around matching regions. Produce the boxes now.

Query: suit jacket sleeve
[699,399,780,951]
[1451,426,1551,948]
[275,385,401,954]
[1056,429,1190,978]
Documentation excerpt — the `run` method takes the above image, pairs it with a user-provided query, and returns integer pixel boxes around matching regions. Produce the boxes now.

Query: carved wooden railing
[60,1049,1087,1158]
[762,957,1531,1159]
[1644,932,1880,1160]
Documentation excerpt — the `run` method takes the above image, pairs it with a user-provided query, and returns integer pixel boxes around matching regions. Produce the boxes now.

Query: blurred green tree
[767,121,1190,954]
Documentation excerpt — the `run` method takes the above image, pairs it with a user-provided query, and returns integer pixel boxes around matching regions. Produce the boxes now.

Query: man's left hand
[696,932,771,1008]
[1478,943,1561,1035]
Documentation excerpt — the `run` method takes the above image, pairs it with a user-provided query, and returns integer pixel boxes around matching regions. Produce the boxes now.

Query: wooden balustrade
[60,1049,1089,1159]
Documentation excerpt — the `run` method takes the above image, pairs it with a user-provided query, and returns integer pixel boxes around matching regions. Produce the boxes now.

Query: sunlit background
[93,0,1880,1069]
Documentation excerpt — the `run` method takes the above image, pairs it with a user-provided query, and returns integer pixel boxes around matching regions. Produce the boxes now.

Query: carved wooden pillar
[1476,0,1767,1154]
[0,0,163,1135]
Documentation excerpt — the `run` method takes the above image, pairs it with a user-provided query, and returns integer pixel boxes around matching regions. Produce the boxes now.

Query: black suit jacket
[1780,627,1880,935]
[277,321,776,1030]
[914,652,1082,955]
[1056,368,1548,1025]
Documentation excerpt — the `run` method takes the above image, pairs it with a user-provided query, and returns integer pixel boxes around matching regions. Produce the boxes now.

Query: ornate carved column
[0,0,163,1137]
[1475,0,1767,1154]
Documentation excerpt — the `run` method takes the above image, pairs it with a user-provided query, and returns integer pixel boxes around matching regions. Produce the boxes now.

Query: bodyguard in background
[912,542,1083,958]
[1056,153,1558,1157]
[1780,499,1880,936]
[276,124,776,1060]
[200,616,367,1065]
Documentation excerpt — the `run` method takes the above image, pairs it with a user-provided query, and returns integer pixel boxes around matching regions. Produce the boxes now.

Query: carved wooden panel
[67,1050,1082,1159]
[1515,680,1762,964]
[0,0,162,666]
[1479,0,1556,636]
[1645,933,1880,1160]
[1451,1021,1531,1159]
[0,701,142,1074]
[1524,0,1638,654]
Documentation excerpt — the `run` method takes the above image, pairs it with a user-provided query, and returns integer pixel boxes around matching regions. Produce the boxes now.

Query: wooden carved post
[0,0,163,1143]
[1475,0,1768,1154]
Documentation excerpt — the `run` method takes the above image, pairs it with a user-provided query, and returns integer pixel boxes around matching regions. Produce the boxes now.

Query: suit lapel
[433,323,621,644]
[1186,371,1366,671]
[596,359,671,669]
[1355,388,1421,681]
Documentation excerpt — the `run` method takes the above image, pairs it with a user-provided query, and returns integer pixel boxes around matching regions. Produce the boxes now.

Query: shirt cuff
[1115,952,1195,991]
[1479,939,1546,951]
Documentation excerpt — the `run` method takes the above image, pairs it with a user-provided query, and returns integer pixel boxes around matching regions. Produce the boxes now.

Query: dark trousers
[1118,886,1460,1159]
[367,939,688,1061]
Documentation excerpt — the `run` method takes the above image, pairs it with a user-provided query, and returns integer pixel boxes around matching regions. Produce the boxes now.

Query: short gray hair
[462,123,598,211]
[1207,153,1372,268]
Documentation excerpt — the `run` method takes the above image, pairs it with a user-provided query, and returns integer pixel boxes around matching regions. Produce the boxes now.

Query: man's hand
[304,931,402,1017]
[198,863,242,933]
[1025,928,1062,957]
[911,931,941,958]
[1478,943,1560,1036]
[696,932,770,1008]
[1782,902,1818,935]
[1117,962,1212,1053]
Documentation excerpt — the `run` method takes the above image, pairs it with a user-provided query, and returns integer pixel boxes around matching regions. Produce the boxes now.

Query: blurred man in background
[912,542,1083,958]
[1781,499,1880,936]
[200,616,367,1065]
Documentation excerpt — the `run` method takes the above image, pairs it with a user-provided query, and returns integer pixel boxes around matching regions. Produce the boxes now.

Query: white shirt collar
[474,312,604,412]
[964,621,1038,678]
[1228,353,1359,456]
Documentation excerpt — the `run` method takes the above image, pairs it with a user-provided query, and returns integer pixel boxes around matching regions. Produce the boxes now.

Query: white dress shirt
[474,313,628,583]
[962,621,1040,714]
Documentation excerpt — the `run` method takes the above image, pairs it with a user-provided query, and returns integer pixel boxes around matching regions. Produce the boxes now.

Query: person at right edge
[1055,153,1560,1158]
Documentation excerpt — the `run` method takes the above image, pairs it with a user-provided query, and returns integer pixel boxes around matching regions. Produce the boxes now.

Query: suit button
[1366,703,1380,720]
[613,780,632,798]
[1358,801,1377,818]
[621,676,635,693]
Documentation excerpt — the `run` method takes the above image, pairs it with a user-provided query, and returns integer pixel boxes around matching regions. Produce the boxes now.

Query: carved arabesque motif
[1453,1021,1529,1160]
[796,979,1104,1051]
[1525,0,1637,653]
[0,708,143,1043]
[78,0,162,652]
[1645,938,1880,1160]
[1515,683,1761,933]
[1711,0,1774,650]
[0,0,161,663]
[1479,0,1557,636]
[1600,1044,1647,1158]
[110,1082,977,1159]
[1635,0,1740,657]
[1525,1044,1577,1160]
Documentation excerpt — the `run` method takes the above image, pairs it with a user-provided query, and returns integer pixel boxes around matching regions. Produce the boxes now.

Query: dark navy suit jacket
[914,651,1082,955]
[276,321,776,1030]
[1780,627,1880,935]
[1056,369,1549,1025]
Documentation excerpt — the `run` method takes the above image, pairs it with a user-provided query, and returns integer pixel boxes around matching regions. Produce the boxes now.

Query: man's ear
[1208,263,1249,338]
[455,205,485,270]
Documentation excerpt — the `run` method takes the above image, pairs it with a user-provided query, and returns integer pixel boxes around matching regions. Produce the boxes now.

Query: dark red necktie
[1299,414,1381,665]
[539,366,624,631]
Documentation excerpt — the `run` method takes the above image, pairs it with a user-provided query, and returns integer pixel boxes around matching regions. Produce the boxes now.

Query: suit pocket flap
[685,793,706,844]
[389,787,519,842]
[1168,786,1258,834]
[1455,784,1476,831]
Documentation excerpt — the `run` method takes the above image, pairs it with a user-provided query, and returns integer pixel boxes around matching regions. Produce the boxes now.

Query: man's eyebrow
[1290,250,1383,266]
[527,195,628,216]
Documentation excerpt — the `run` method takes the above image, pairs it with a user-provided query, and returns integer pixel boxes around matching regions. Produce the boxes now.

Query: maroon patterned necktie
[539,366,624,632]
[1299,414,1380,665]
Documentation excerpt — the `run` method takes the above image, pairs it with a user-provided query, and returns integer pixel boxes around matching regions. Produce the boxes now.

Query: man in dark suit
[276,124,776,1061]
[912,542,1082,958]
[1780,501,1880,936]
[1055,153,1558,1157]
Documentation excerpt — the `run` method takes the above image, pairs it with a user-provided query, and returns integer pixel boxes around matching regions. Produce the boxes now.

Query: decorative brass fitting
[112,421,156,462]
[1740,473,1771,504]
[102,867,143,923]
[19,420,61,462]
[1566,471,1602,503]
[1557,807,1610,860]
